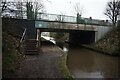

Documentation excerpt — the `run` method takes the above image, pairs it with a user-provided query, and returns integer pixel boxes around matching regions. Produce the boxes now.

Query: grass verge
[2,32,23,78]
[82,28,120,57]
[59,54,73,79]
[58,47,73,79]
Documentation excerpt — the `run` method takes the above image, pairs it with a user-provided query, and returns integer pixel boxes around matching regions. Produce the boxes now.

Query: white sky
[44,0,110,20]
[6,0,110,20]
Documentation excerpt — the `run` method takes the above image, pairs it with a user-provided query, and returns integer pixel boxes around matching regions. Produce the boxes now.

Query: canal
[67,46,118,78]
[41,36,119,78]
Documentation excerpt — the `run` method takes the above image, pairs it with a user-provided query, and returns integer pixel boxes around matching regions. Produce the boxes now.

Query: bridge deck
[35,20,98,31]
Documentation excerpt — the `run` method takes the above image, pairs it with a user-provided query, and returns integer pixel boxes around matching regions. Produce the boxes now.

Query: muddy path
[16,42,65,78]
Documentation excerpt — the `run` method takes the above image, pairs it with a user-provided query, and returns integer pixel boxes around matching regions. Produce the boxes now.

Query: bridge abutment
[36,29,42,48]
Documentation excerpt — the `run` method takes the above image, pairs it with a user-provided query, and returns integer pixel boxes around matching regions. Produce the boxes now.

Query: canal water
[67,46,118,78]
[41,36,119,78]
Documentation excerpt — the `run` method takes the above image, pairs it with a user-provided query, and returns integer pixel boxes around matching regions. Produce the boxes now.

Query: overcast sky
[44,0,110,20]
[6,0,110,20]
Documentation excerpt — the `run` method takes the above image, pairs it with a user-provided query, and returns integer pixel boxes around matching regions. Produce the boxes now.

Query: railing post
[20,28,26,54]
[89,17,93,30]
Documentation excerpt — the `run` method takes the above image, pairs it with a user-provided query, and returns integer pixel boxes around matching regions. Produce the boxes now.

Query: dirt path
[16,43,65,78]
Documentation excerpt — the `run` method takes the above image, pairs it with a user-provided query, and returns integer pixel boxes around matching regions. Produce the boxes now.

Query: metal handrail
[20,28,26,43]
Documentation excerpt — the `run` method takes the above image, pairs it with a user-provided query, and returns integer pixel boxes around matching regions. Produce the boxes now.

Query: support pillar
[36,29,41,48]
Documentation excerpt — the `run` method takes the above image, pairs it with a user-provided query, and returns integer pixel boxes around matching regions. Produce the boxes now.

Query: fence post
[19,28,26,54]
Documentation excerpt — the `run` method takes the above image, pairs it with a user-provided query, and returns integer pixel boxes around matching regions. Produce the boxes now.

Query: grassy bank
[59,54,73,80]
[2,18,24,78]
[2,32,23,78]
[59,54,72,78]
[57,47,73,79]
[83,27,120,56]
[41,37,73,78]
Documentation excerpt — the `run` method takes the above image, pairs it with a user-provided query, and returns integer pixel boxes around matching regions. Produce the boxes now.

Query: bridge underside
[69,31,95,44]
[38,28,95,44]
[38,28,92,32]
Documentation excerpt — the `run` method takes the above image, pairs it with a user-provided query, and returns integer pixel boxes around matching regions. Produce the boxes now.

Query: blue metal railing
[37,13,76,23]
[36,13,112,26]
[19,28,27,54]
[1,1,112,26]
[1,9,112,26]
[20,28,27,43]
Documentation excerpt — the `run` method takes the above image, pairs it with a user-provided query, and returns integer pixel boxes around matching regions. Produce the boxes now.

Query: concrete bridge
[35,20,111,45]
[34,13,112,44]
[2,13,112,45]
[36,19,97,44]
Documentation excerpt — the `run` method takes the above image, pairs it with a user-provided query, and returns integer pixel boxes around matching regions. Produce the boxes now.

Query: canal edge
[81,45,120,57]
[56,46,74,79]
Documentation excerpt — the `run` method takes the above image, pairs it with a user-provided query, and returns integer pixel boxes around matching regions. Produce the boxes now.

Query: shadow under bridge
[35,20,97,44]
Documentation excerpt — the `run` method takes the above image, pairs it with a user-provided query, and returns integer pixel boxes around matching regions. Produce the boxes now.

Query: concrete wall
[117,20,120,27]
[95,26,112,42]
[69,26,111,44]
[36,20,112,43]
[38,25,111,44]
[35,20,97,31]
[2,18,36,39]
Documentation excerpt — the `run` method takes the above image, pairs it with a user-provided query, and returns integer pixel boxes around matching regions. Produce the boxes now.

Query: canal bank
[57,47,73,78]
[41,38,73,78]
[81,27,120,57]
[81,45,119,57]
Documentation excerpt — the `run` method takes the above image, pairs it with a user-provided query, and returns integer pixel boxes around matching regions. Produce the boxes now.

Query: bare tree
[26,2,34,19]
[104,0,120,26]
[73,2,83,16]
[33,0,45,19]
[1,0,7,12]
[1,1,26,18]
[15,1,24,18]
[24,0,45,19]
[1,0,45,19]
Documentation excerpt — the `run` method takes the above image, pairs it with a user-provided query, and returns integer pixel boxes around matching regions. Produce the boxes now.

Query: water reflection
[41,35,56,44]
[63,47,68,53]
[41,36,69,53]
[67,47,118,78]
[72,70,104,78]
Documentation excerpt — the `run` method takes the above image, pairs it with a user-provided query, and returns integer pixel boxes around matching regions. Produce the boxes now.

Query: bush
[2,32,21,78]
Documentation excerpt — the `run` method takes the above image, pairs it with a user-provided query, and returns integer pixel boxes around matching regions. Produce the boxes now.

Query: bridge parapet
[36,13,112,26]
[37,13,76,23]
[35,20,98,31]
